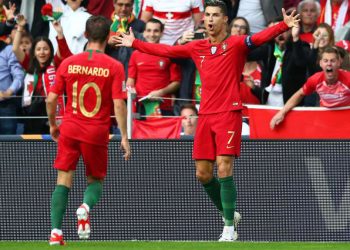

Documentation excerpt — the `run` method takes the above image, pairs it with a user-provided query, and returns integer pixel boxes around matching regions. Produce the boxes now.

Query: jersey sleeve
[302,74,318,96]
[133,39,192,59]
[143,0,153,12]
[112,62,126,100]
[127,52,137,79]
[191,0,204,12]
[169,62,182,82]
[247,22,289,49]
[49,64,66,95]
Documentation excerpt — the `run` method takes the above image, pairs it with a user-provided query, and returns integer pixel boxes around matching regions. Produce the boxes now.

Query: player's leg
[193,114,223,212]
[50,136,80,245]
[195,160,223,211]
[214,111,242,241]
[76,143,107,239]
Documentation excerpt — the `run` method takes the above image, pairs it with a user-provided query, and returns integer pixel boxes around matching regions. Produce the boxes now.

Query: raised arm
[12,14,26,63]
[116,28,192,59]
[250,9,300,48]
[270,88,305,130]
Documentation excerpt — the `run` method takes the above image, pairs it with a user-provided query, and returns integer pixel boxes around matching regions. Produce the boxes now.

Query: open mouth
[326,67,333,73]
[207,24,214,30]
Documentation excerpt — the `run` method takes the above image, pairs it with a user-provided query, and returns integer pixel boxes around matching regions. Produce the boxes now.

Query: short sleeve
[50,63,66,95]
[127,52,137,79]
[302,75,318,96]
[112,62,126,100]
[191,0,204,12]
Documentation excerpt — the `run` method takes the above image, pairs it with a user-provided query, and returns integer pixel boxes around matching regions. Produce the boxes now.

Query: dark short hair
[205,0,228,16]
[320,46,341,59]
[146,18,164,32]
[114,0,134,4]
[85,16,110,43]
[180,103,198,115]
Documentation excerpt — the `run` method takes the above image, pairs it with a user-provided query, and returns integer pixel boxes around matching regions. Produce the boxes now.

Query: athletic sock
[203,177,223,212]
[219,176,236,226]
[51,185,70,229]
[83,181,103,210]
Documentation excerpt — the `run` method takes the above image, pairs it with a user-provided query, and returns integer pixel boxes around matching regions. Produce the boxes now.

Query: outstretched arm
[270,88,305,130]
[249,8,300,48]
[116,28,192,58]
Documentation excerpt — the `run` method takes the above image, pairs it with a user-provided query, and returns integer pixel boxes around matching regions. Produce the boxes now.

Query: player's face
[20,37,32,54]
[114,0,133,18]
[35,41,51,66]
[204,6,228,37]
[320,52,341,82]
[143,22,162,43]
[300,2,318,26]
[66,0,83,11]
[181,108,198,136]
[230,19,248,36]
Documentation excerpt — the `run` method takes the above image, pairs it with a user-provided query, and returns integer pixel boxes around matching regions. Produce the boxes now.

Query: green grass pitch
[1,241,350,250]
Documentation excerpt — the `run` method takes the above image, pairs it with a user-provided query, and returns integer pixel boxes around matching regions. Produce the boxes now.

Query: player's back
[57,50,125,145]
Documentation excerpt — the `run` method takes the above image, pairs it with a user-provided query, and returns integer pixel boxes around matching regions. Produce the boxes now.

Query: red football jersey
[51,50,125,145]
[133,22,289,114]
[128,50,181,110]
[302,70,350,108]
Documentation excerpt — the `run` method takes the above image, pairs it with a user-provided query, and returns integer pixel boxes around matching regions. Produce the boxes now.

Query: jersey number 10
[72,81,102,118]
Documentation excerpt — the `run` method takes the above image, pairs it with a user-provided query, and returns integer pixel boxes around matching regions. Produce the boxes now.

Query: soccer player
[270,46,350,129]
[116,0,299,241]
[46,16,131,245]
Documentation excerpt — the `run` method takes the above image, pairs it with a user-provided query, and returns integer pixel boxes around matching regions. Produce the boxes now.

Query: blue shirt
[0,45,25,94]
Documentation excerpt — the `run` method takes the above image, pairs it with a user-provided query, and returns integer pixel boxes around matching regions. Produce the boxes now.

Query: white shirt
[143,0,203,45]
[237,0,266,34]
[49,5,91,54]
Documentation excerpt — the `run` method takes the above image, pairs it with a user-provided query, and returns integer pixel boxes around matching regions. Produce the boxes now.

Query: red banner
[247,105,350,139]
[132,117,182,139]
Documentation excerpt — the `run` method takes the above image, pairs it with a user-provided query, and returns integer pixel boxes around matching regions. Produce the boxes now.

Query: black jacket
[248,39,310,104]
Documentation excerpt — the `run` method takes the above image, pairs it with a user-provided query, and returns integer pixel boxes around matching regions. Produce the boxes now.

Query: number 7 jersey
[50,50,125,145]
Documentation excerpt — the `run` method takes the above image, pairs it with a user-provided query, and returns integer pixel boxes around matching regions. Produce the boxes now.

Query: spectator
[297,0,321,44]
[236,0,282,34]
[308,23,335,75]
[107,0,145,77]
[0,1,16,37]
[284,0,302,13]
[48,0,91,54]
[0,40,25,134]
[248,17,310,106]
[141,0,204,45]
[230,17,261,105]
[180,103,198,136]
[318,0,350,34]
[127,18,181,117]
[13,15,66,134]
[271,46,350,129]
[8,0,50,38]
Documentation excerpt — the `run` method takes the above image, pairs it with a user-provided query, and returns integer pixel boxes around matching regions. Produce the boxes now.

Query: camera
[193,32,205,40]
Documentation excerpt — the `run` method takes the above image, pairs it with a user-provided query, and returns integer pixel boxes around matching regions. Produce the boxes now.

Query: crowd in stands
[0,0,350,137]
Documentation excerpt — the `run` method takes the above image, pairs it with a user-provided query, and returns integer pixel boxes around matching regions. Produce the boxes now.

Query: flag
[247,105,350,139]
[132,117,182,139]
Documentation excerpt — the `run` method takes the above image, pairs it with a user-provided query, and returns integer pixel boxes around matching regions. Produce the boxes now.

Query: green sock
[83,181,103,210]
[219,176,236,226]
[203,177,223,213]
[51,185,70,229]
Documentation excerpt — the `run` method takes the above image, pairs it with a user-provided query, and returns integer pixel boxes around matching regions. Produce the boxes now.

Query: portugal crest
[210,46,217,55]
[159,60,165,69]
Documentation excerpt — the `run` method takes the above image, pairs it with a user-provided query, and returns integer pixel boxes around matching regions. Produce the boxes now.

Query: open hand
[282,8,300,28]
[120,138,131,161]
[115,28,135,48]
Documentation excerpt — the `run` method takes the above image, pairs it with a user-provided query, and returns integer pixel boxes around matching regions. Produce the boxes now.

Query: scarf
[323,0,349,32]
[22,65,65,116]
[271,44,284,86]
[141,99,162,118]
[110,12,135,35]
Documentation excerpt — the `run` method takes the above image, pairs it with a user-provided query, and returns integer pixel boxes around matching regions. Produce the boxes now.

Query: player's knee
[196,170,213,184]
